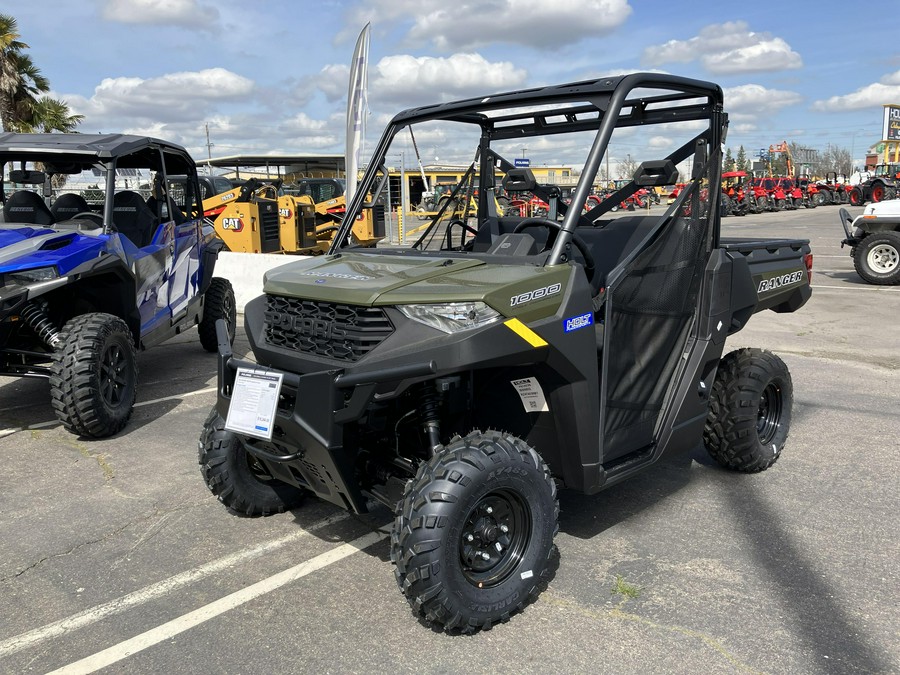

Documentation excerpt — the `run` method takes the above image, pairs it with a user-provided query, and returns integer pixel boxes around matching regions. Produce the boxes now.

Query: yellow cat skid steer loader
[199,178,317,254]
[291,178,385,253]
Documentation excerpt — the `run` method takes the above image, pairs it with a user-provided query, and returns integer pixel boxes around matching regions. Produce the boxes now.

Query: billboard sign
[883,105,900,142]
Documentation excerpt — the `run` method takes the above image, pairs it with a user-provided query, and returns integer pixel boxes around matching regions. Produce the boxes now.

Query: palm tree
[0,14,50,132]
[30,96,83,132]
[0,13,27,131]
[10,52,50,130]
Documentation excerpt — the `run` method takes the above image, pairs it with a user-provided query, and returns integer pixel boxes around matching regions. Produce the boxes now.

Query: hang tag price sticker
[510,376,549,413]
[225,367,284,440]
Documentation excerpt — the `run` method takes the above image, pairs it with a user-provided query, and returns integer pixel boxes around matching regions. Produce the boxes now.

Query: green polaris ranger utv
[200,73,813,632]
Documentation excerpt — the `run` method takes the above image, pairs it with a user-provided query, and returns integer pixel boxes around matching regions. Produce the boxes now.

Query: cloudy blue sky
[11,0,899,169]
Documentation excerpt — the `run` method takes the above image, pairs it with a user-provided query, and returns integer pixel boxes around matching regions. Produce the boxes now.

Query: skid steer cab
[200,72,812,633]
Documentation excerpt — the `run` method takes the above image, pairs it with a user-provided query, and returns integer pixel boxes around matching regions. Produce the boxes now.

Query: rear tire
[853,232,900,285]
[703,349,792,473]
[198,408,306,516]
[50,313,137,438]
[392,430,558,633]
[198,277,236,352]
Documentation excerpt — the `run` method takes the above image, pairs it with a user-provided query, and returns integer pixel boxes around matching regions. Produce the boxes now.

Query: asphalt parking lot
[1,204,897,674]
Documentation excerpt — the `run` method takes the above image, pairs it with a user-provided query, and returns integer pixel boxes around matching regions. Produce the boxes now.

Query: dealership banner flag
[345,23,370,204]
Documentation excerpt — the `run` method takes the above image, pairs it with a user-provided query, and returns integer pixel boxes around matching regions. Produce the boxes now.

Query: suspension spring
[419,383,442,453]
[20,302,61,348]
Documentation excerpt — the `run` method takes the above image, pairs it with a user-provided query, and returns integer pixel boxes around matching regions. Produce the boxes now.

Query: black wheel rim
[459,489,531,588]
[757,382,783,445]
[99,343,129,406]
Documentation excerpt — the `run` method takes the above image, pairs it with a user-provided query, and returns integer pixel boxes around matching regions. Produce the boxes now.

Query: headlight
[398,301,501,333]
[7,266,59,284]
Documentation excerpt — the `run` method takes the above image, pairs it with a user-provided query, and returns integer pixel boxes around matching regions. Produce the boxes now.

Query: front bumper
[213,320,436,513]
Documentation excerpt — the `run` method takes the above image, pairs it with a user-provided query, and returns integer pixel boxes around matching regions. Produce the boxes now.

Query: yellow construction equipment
[198,177,384,254]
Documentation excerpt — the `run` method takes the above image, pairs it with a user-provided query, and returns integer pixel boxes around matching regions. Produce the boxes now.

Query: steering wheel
[71,212,105,226]
[513,217,597,289]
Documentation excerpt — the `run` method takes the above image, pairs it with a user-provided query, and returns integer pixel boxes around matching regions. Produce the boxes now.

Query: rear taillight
[804,253,813,283]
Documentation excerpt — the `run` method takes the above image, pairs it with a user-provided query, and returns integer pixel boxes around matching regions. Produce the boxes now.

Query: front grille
[264,296,393,362]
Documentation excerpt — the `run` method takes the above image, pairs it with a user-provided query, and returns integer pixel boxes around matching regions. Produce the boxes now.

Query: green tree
[724,147,734,173]
[0,14,52,132]
[0,13,27,131]
[736,146,749,173]
[30,96,83,132]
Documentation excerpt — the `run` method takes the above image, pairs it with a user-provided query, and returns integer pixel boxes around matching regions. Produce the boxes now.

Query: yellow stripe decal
[504,318,548,348]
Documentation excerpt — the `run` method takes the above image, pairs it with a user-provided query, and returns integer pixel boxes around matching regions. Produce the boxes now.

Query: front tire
[392,430,558,633]
[198,408,306,516]
[853,232,900,285]
[198,277,236,352]
[50,313,138,438]
[703,349,793,473]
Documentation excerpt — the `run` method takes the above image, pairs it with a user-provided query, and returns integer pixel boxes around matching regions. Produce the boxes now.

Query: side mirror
[633,160,678,187]
[502,167,537,192]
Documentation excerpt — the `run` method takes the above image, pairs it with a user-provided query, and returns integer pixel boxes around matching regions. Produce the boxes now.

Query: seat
[50,193,91,221]
[146,195,186,224]
[112,190,158,247]
[2,191,54,225]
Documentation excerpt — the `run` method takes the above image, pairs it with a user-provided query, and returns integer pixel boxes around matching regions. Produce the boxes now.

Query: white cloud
[642,22,802,75]
[371,54,527,104]
[812,70,900,111]
[342,0,631,51]
[66,68,255,125]
[101,0,219,29]
[723,83,803,122]
[310,53,528,108]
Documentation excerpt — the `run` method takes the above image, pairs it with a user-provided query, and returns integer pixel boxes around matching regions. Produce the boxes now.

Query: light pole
[521,147,527,159]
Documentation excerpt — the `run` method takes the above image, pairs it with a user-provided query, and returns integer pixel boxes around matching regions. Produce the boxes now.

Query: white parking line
[812,284,900,292]
[47,529,387,675]
[0,387,217,439]
[0,512,351,659]
[134,387,216,409]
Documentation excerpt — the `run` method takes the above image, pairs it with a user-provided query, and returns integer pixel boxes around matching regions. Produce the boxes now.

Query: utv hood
[262,252,567,308]
[0,225,106,273]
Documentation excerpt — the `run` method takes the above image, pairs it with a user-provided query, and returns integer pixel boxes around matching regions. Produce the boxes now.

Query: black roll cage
[330,72,726,262]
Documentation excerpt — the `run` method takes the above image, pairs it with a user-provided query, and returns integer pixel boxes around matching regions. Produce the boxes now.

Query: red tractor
[722,170,750,216]
[848,163,900,205]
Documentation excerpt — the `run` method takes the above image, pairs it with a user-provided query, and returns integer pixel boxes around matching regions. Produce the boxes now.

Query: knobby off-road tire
[198,277,236,352]
[49,313,138,438]
[853,232,900,285]
[703,349,793,473]
[391,430,558,633]
[198,408,305,517]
